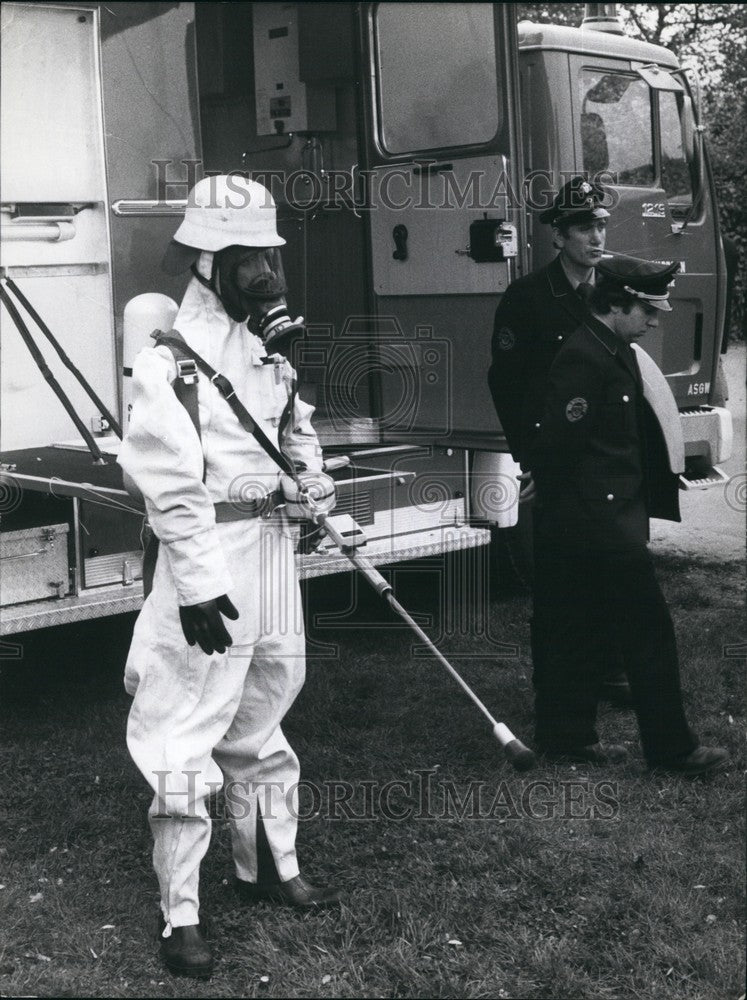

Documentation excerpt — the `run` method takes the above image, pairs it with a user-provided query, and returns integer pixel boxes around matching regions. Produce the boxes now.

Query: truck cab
[518,18,732,483]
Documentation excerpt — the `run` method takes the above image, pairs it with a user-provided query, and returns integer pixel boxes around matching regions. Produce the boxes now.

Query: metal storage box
[0,524,70,605]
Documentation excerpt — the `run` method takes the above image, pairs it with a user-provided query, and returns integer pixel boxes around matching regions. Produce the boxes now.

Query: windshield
[579,67,697,219]
[579,69,654,185]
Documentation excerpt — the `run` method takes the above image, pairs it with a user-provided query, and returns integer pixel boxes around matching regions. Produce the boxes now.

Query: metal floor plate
[1,524,490,635]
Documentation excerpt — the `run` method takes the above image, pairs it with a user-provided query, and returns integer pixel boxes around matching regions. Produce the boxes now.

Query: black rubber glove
[178,595,239,655]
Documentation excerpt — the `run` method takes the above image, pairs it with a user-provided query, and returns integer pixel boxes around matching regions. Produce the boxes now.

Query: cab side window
[579,69,654,185]
[659,90,694,216]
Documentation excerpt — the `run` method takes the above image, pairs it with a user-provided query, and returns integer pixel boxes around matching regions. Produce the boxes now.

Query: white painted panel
[2,271,117,450]
[1,4,116,450]
[1,4,106,201]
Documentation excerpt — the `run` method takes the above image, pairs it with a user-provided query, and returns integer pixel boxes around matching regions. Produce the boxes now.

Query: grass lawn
[0,552,744,999]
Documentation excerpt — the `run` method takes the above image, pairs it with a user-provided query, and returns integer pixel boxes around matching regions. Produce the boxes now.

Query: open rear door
[360,2,523,448]
[1,3,116,450]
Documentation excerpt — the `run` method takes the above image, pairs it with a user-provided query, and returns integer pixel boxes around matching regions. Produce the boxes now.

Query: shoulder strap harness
[152,329,301,482]
[141,329,303,598]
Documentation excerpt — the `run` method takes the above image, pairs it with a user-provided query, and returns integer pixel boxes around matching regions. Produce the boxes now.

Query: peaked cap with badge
[595,255,679,311]
[539,176,612,226]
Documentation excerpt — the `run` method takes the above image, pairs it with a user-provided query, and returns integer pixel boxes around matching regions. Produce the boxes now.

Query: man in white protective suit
[118,174,340,980]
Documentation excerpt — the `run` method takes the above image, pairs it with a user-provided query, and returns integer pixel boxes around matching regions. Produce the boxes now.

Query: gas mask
[212,245,304,354]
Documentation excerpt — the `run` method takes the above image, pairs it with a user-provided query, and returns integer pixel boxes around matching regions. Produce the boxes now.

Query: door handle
[392,224,408,261]
[0,221,75,242]
[110,199,187,217]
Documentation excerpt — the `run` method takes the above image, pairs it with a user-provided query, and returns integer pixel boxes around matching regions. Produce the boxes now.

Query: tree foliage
[518,3,746,337]
[700,7,747,338]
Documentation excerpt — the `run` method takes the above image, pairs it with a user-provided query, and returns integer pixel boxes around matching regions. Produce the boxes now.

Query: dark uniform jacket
[488,256,587,468]
[528,315,681,552]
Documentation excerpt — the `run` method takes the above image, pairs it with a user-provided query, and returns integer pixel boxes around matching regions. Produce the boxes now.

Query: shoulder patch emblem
[565,397,588,422]
[497,327,515,351]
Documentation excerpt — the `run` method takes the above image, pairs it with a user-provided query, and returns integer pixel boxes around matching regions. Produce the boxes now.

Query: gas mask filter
[213,245,304,354]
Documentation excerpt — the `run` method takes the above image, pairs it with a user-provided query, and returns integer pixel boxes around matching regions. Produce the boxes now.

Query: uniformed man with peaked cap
[527,256,729,775]
[487,175,631,708]
[489,176,612,469]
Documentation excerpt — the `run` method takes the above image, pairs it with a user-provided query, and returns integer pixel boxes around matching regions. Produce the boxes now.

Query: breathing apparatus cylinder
[122,293,178,427]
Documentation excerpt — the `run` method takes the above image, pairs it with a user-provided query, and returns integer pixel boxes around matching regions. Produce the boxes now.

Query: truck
[0,1,732,637]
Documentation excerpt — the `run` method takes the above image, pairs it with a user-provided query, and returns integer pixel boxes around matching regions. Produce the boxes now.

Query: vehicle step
[679,465,729,489]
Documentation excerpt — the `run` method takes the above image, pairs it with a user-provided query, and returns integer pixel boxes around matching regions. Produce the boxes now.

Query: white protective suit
[118,256,322,931]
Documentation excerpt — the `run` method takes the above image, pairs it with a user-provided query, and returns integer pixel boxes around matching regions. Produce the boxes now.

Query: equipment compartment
[0,523,70,605]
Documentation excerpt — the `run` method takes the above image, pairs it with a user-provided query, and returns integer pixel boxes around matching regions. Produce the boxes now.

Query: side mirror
[681,94,696,161]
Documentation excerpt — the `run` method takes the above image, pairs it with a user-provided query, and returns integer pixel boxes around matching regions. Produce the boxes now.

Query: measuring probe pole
[314,512,536,772]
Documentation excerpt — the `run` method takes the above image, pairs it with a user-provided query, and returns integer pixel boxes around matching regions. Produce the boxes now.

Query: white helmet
[163,174,285,273]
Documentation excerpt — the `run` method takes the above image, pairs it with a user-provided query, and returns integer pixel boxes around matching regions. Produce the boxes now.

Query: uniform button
[606,493,614,501]
[622,394,629,402]
[557,335,563,341]
[535,422,541,428]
